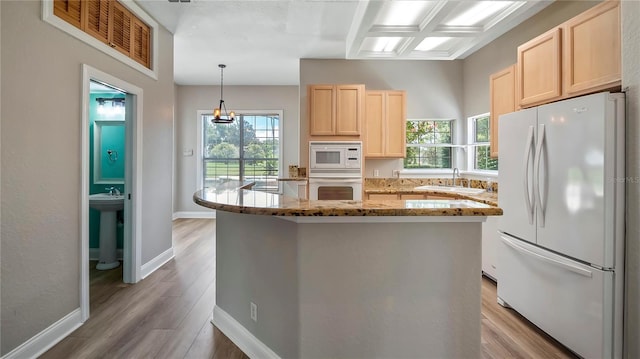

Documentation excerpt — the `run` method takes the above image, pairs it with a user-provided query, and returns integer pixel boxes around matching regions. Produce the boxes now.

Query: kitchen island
[194,181,502,359]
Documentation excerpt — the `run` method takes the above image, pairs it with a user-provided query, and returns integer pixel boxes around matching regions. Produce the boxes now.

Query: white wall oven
[308,141,362,200]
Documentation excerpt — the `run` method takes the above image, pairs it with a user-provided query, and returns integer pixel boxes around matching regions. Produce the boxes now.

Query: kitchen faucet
[452,167,460,187]
[106,187,120,196]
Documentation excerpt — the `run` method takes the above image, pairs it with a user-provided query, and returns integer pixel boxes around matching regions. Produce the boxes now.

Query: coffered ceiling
[136,0,554,85]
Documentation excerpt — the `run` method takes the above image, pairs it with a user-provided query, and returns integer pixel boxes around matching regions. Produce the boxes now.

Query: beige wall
[300,59,465,176]
[174,85,299,213]
[622,1,640,357]
[0,1,174,354]
[462,1,600,118]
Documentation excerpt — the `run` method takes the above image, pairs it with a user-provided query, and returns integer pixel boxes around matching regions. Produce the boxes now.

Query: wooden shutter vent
[84,0,110,43]
[54,0,82,29]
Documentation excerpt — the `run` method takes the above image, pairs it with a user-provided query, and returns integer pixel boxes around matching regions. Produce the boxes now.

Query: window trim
[42,0,159,80]
[404,118,458,172]
[466,112,498,174]
[196,110,284,192]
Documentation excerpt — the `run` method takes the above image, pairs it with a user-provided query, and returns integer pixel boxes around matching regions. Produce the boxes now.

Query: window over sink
[404,119,454,169]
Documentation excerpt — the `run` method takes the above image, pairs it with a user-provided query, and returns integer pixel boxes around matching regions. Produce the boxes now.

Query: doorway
[81,65,143,321]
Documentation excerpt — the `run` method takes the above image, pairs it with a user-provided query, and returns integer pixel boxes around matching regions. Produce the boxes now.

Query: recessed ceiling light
[446,1,513,26]
[415,37,451,51]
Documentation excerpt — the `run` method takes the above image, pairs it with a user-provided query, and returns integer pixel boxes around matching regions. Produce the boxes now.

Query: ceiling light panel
[361,37,407,53]
[415,37,452,52]
[373,1,436,26]
[445,1,515,26]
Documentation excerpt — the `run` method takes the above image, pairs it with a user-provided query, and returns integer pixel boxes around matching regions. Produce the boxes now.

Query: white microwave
[309,141,362,177]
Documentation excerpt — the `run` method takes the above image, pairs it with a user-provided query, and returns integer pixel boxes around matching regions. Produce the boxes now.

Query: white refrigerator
[497,92,625,359]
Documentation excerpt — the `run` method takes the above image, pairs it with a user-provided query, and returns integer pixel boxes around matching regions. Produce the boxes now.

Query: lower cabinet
[482,216,500,281]
[367,193,399,201]
[282,180,308,199]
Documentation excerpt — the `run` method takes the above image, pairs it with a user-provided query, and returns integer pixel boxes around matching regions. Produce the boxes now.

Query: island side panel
[215,211,300,358]
[297,221,482,359]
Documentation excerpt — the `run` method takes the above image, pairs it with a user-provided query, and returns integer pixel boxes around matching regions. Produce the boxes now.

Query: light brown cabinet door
[489,64,516,158]
[562,0,620,97]
[385,91,406,158]
[364,91,385,157]
[335,85,364,135]
[364,90,406,158]
[517,27,562,108]
[400,194,427,200]
[308,85,335,135]
[367,194,399,201]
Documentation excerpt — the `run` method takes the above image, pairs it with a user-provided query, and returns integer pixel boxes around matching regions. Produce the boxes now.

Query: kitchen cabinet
[516,0,620,108]
[308,84,364,136]
[517,27,562,108]
[367,193,398,201]
[365,90,406,158]
[489,65,517,158]
[400,194,426,200]
[281,180,308,200]
[562,0,620,97]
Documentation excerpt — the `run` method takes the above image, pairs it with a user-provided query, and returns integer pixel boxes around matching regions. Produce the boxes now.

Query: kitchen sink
[413,185,485,195]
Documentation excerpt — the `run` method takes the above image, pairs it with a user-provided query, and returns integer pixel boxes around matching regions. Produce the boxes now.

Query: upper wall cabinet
[489,65,516,158]
[517,27,562,108]
[365,90,406,158]
[562,0,620,97]
[308,84,364,136]
[516,0,620,108]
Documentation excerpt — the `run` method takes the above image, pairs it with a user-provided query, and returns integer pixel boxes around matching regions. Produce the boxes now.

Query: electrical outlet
[250,302,257,322]
[374,169,380,177]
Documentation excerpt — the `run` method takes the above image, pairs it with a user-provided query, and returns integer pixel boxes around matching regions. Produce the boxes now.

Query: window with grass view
[470,114,498,171]
[202,113,280,192]
[404,119,453,169]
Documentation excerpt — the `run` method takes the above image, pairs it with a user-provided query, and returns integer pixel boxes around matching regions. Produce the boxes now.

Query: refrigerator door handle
[534,124,546,228]
[500,234,593,278]
[523,126,535,225]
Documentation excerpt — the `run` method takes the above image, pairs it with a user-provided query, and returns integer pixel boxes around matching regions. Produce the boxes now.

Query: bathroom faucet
[106,187,120,196]
[452,167,460,187]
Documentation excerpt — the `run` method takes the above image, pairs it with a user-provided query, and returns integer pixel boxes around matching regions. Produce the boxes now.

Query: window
[201,112,281,192]
[404,119,453,169]
[468,113,498,171]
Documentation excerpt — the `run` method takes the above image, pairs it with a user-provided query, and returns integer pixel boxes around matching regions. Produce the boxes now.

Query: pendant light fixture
[212,64,235,124]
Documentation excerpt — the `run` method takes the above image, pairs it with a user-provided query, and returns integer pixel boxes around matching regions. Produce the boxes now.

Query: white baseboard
[89,248,123,261]
[172,211,216,220]
[1,308,82,359]
[140,247,174,279]
[212,305,281,359]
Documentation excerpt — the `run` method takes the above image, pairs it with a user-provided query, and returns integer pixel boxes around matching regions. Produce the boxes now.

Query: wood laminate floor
[43,218,578,359]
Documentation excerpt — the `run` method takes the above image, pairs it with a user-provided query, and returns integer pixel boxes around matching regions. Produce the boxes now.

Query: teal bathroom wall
[89,93,125,250]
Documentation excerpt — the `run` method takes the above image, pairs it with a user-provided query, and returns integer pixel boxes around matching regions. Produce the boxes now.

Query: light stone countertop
[193,179,502,217]
[364,178,499,206]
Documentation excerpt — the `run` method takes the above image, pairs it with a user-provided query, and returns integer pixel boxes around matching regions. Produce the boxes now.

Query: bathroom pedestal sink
[89,193,124,270]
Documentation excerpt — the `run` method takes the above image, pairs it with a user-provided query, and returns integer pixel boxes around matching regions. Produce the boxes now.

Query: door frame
[81,64,143,321]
